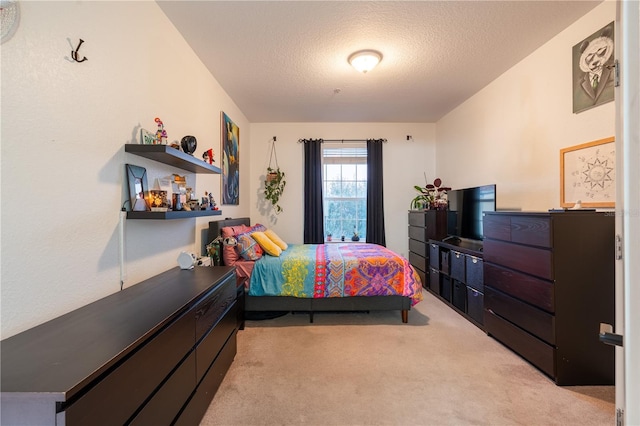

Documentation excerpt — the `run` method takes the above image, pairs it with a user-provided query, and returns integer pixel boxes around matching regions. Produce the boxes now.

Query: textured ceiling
[158,1,602,123]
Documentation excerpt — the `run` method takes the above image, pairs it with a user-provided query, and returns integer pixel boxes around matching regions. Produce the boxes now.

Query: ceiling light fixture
[348,50,382,73]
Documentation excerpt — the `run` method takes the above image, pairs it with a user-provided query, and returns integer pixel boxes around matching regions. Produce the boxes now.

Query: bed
[207,218,423,323]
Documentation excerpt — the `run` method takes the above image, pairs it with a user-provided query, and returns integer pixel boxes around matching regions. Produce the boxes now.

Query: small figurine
[202,148,215,164]
[154,117,167,145]
[209,191,218,210]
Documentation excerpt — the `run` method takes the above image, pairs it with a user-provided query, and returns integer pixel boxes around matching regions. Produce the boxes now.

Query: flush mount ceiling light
[348,50,382,73]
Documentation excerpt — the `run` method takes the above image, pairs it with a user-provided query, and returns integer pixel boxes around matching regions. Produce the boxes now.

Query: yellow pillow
[264,229,288,251]
[251,231,283,256]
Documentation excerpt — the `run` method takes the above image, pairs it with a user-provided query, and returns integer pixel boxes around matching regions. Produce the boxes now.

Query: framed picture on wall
[221,112,239,205]
[560,136,615,208]
[572,21,615,114]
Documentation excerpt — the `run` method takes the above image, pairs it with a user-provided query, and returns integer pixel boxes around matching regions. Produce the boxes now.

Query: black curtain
[303,139,324,243]
[366,139,386,246]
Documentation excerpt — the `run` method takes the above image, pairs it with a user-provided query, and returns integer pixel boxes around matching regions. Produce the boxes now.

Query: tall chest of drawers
[407,210,447,288]
[482,211,615,385]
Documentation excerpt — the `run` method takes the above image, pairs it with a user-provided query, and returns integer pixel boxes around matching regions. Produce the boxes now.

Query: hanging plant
[264,138,286,213]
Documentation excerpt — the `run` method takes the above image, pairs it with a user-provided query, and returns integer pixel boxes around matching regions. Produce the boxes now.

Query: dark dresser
[1,266,238,425]
[483,211,615,385]
[407,210,447,288]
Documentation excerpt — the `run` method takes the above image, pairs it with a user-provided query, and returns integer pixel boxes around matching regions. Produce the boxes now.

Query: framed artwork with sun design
[560,136,615,208]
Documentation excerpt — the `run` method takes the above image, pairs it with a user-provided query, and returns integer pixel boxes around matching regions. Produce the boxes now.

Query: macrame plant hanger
[267,137,279,181]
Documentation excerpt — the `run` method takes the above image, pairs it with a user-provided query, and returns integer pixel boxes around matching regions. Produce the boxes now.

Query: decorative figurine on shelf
[154,117,167,145]
[180,135,197,155]
[327,233,332,242]
[202,148,215,164]
[203,191,218,210]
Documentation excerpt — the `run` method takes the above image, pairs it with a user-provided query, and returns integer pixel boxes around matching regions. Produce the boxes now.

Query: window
[322,144,367,241]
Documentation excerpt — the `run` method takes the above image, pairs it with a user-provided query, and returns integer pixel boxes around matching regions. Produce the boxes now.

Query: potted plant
[411,177,451,210]
[264,138,286,214]
[264,166,286,213]
[351,226,360,242]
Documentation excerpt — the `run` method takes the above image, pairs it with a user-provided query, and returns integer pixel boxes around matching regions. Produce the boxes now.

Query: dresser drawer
[195,273,237,343]
[483,214,511,241]
[484,310,555,379]
[483,239,553,280]
[408,225,428,242]
[511,216,552,248]
[409,238,427,257]
[484,263,554,312]
[483,214,552,248]
[196,302,238,381]
[130,351,196,425]
[485,287,555,344]
[450,250,465,281]
[429,243,440,269]
[409,251,426,272]
[65,311,196,425]
[408,211,427,227]
[465,255,483,291]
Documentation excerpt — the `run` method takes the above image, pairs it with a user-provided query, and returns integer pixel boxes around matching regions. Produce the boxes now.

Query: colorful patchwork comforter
[248,243,423,306]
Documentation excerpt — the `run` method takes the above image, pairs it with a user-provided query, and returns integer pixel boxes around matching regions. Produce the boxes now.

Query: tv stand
[427,239,485,329]
[442,235,460,243]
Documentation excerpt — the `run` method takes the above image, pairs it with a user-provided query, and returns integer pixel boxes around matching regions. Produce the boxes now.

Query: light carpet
[200,290,615,426]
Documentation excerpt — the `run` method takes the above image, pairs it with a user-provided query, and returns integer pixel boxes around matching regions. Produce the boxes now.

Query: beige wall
[0,1,616,339]
[436,1,616,211]
[0,1,250,337]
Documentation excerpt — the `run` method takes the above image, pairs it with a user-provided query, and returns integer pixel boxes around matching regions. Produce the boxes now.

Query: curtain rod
[297,138,387,143]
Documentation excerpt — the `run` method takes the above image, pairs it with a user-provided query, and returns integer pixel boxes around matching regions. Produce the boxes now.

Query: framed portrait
[221,112,239,205]
[572,21,615,114]
[126,164,150,211]
[560,137,615,208]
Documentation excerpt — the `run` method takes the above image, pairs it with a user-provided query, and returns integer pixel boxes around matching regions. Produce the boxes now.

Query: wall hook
[71,39,88,63]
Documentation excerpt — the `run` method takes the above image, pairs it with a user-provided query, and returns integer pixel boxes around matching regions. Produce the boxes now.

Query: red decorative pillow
[221,225,250,265]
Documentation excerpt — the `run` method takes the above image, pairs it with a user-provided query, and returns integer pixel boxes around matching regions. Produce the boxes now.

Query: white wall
[249,123,436,256]
[436,1,616,211]
[0,1,250,338]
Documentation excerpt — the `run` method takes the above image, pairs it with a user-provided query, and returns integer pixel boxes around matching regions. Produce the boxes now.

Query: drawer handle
[455,252,461,258]
[431,244,437,248]
[472,258,478,264]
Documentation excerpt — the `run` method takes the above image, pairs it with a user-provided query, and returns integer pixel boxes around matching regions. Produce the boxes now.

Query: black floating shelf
[127,210,223,220]
[125,144,221,174]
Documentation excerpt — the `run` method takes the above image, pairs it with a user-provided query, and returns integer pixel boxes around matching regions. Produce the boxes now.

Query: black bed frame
[207,218,412,323]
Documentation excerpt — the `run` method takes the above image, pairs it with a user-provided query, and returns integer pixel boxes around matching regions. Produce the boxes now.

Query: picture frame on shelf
[560,136,615,208]
[140,128,156,145]
[126,164,150,211]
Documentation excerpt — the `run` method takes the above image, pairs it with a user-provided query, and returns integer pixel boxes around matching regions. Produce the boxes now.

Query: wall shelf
[127,210,222,220]
[125,144,221,174]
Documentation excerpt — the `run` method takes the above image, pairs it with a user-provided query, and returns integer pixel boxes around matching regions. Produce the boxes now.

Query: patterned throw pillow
[235,233,264,261]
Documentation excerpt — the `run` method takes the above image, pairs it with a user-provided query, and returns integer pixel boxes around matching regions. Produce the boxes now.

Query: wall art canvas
[560,137,615,208]
[221,112,239,205]
[572,21,615,114]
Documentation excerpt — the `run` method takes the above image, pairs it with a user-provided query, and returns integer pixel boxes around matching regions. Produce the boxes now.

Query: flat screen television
[446,184,496,241]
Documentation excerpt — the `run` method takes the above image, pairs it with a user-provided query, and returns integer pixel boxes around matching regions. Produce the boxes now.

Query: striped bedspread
[248,243,423,306]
